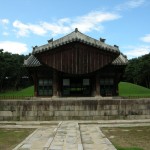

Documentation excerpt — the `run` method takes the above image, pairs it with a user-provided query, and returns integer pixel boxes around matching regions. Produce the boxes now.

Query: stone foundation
[0,98,150,121]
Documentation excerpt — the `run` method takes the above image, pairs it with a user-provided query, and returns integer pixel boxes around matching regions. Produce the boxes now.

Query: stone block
[27,111,37,117]
[75,105,84,111]
[138,105,147,110]
[89,111,99,116]
[111,105,118,110]
[97,105,104,110]
[0,111,12,117]
[78,144,83,150]
[78,111,90,116]
[59,105,66,111]
[19,144,31,150]
[43,137,53,150]
[108,115,119,120]
[54,111,76,117]
[109,110,119,116]
[0,116,3,121]
[131,115,150,119]
[93,116,108,120]
[131,104,140,110]
[142,110,150,115]
[104,105,111,110]
[66,105,75,111]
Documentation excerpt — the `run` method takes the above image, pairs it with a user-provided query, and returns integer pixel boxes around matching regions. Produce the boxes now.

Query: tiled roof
[32,28,120,54]
[112,54,128,65]
[24,55,41,67]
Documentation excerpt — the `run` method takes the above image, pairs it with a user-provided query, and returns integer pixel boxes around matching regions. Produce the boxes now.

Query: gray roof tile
[112,54,128,65]
[32,29,120,54]
[24,55,41,67]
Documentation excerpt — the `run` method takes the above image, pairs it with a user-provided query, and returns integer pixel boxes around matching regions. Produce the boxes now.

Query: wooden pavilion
[24,28,127,97]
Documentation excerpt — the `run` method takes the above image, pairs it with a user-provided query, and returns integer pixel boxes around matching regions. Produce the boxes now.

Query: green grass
[0,82,150,98]
[0,86,34,97]
[119,82,150,97]
[0,128,34,150]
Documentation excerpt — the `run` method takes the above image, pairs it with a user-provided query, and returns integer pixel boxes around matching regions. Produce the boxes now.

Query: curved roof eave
[112,53,128,65]
[24,55,41,67]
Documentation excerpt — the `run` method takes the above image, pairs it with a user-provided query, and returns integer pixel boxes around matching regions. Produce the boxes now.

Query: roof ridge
[32,29,120,54]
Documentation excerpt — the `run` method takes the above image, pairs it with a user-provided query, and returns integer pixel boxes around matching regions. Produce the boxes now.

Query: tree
[123,52,150,88]
[0,50,30,91]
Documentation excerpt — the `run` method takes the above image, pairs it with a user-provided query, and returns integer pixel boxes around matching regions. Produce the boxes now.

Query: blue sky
[0,0,150,59]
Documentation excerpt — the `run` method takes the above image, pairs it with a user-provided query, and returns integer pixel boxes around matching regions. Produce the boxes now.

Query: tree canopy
[123,53,150,88]
[0,49,31,91]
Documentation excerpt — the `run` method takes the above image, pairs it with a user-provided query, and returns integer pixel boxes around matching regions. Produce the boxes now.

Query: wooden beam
[95,73,101,97]
[33,72,38,96]
[53,70,59,97]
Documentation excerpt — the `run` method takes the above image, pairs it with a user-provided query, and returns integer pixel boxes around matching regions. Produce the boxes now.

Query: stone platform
[0,97,150,121]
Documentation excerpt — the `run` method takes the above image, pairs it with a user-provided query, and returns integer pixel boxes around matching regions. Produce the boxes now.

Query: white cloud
[13,20,29,37]
[116,0,145,11]
[123,45,150,59]
[0,41,28,54]
[13,11,120,37]
[42,22,71,36]
[71,11,120,33]
[0,19,9,25]
[140,34,150,43]
[13,20,46,37]
[2,32,9,36]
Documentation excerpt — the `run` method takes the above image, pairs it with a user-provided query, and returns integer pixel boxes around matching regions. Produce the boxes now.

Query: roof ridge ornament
[33,45,38,52]
[100,38,106,43]
[48,38,53,43]
[75,28,78,32]
[114,45,119,49]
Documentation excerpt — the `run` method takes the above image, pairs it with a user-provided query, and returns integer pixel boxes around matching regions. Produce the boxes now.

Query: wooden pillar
[91,76,95,96]
[33,71,38,97]
[95,73,101,97]
[53,70,59,97]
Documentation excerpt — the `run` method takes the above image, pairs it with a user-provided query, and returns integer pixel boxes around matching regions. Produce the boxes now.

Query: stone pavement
[11,121,117,150]
[80,124,116,150]
[0,120,150,150]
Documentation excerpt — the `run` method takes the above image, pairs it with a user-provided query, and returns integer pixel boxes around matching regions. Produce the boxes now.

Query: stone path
[80,124,116,150]
[13,125,57,150]
[1,120,148,150]
[12,121,117,150]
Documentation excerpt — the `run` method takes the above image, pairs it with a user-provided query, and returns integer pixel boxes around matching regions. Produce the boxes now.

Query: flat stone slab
[80,124,116,150]
[19,144,31,150]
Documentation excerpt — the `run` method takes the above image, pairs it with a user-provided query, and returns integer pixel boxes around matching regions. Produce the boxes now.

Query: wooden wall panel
[36,42,119,74]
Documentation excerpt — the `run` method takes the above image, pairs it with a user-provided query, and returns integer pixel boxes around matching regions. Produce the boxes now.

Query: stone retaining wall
[0,98,150,121]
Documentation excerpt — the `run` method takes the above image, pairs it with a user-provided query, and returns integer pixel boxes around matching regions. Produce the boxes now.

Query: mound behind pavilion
[24,29,127,97]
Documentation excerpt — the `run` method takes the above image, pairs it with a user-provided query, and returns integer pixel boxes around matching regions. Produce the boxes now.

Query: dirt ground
[101,126,150,150]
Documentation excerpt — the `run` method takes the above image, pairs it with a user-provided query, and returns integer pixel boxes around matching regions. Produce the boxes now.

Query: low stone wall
[0,98,150,121]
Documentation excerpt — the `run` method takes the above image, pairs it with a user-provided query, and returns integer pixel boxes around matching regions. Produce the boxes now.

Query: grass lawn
[119,82,150,97]
[0,128,34,150]
[0,86,34,98]
[101,126,150,150]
